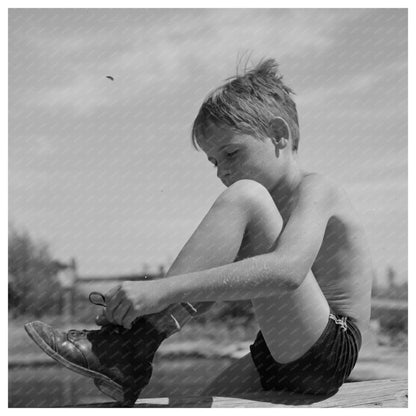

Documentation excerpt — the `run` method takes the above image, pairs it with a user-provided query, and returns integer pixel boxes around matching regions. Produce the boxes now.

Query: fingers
[104,284,122,304]
[104,285,123,323]
[122,307,139,330]
[96,309,111,326]
[97,305,138,329]
[112,301,131,328]
[99,283,143,329]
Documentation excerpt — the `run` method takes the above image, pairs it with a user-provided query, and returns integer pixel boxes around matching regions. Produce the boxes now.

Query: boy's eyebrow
[219,144,235,151]
[206,145,235,162]
[211,144,238,154]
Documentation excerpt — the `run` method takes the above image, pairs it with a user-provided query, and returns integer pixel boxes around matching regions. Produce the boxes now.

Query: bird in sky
[106,76,114,81]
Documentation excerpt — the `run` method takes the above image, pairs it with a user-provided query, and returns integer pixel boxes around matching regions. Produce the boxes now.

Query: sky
[8,8,407,285]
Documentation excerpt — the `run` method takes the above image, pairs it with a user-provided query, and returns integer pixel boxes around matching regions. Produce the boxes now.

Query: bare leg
[144,180,284,395]
[147,179,330,396]
[147,179,283,335]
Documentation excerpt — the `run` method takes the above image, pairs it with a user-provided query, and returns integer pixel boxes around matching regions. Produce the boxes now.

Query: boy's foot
[24,317,166,406]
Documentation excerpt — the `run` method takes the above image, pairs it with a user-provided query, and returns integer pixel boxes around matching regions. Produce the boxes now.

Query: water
[9,357,234,407]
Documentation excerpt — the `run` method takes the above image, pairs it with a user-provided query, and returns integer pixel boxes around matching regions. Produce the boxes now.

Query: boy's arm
[163,175,335,305]
[101,176,335,334]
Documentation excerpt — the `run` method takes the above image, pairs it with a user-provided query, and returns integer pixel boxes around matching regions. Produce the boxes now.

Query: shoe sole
[24,322,124,402]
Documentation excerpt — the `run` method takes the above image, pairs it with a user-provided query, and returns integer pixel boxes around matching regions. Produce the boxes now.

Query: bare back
[311,185,373,332]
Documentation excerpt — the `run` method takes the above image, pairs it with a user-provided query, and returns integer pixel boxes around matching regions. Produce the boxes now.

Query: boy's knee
[216,180,282,226]
[216,179,274,209]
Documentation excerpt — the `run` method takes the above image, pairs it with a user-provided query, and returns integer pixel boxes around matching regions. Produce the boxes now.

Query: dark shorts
[249,313,362,396]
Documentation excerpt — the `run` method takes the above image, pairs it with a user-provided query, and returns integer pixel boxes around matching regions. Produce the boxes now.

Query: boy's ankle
[146,302,197,338]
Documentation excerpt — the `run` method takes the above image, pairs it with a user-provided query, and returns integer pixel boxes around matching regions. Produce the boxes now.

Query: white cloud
[12,9,371,116]
[9,169,50,194]
[26,32,112,57]
[298,60,407,107]
[24,75,113,115]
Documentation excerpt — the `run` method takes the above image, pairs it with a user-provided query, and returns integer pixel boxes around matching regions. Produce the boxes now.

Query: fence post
[57,258,77,324]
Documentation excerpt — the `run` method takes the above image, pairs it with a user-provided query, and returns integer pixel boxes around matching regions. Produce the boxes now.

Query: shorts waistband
[329,313,348,332]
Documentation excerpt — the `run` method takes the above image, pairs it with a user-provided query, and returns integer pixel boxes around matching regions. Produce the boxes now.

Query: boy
[25,58,372,406]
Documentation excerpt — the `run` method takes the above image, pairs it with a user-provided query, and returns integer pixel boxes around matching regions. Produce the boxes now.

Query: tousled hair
[191,58,300,152]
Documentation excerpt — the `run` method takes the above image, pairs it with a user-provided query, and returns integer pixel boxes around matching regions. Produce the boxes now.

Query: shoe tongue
[67,328,89,341]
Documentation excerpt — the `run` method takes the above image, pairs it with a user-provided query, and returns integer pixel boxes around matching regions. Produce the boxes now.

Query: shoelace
[67,329,89,337]
[68,292,125,335]
[89,291,107,307]
[88,291,153,334]
[68,325,126,337]
[88,291,187,332]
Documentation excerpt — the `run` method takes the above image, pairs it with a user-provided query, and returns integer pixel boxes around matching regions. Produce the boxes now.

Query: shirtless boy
[25,58,372,405]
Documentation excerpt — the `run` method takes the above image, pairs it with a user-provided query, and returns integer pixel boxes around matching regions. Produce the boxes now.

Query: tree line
[8,224,61,317]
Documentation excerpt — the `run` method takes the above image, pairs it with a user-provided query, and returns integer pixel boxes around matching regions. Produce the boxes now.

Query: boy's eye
[226,150,238,158]
[208,150,238,168]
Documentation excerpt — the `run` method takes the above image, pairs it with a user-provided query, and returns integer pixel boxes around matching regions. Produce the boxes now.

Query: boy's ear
[269,117,290,149]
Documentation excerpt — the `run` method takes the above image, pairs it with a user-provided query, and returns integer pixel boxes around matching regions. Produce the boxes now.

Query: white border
[3,2,412,414]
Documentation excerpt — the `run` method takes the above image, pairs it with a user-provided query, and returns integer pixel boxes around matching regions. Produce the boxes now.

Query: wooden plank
[72,379,407,408]
[132,379,407,408]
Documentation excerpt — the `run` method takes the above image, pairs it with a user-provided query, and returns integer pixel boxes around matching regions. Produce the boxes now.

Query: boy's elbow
[272,273,301,292]
[266,255,304,291]
[286,273,304,291]
[289,262,310,290]
[295,272,309,289]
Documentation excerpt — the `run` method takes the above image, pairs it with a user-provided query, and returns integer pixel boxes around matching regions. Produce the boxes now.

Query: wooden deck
[74,379,407,408]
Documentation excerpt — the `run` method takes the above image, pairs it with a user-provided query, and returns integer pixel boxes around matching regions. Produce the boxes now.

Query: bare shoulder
[300,172,342,194]
[297,172,346,209]
[297,173,367,240]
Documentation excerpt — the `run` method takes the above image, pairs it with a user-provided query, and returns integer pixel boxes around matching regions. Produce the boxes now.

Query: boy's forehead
[203,122,234,141]
[199,122,248,152]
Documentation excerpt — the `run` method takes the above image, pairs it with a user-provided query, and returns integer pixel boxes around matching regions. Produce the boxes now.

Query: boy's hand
[97,281,170,329]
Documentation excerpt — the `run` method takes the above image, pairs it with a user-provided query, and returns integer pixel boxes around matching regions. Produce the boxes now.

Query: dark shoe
[24,318,166,406]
